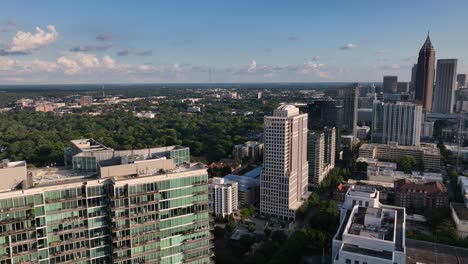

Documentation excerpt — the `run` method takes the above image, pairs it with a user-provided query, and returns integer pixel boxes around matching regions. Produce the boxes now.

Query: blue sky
[0,0,467,84]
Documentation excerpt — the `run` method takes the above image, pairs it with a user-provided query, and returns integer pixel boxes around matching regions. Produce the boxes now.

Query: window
[365,202,369,207]
[345,259,351,264]
[354,261,359,264]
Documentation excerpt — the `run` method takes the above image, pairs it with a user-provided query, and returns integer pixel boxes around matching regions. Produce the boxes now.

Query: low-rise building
[450,203,468,238]
[209,177,238,217]
[359,142,441,171]
[333,185,406,264]
[394,179,448,210]
[224,167,261,206]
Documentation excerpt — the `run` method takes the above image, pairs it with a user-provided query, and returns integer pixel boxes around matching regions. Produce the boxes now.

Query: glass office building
[0,165,212,264]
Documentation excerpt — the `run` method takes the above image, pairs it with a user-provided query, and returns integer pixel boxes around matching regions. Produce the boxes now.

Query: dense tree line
[0,99,267,166]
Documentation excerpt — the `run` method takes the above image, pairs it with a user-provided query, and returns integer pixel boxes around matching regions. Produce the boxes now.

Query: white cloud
[57,56,80,75]
[2,25,58,55]
[248,60,256,73]
[340,43,357,50]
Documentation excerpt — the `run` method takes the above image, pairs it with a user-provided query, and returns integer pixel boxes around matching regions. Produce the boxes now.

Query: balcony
[183,234,213,245]
[182,254,210,263]
[113,254,132,263]
[129,199,160,208]
[113,235,132,242]
[127,189,159,198]
[192,191,209,196]
[0,203,34,213]
[50,246,89,258]
[131,247,162,258]
[0,214,35,225]
[183,244,213,254]
[4,226,36,236]
[53,225,88,235]
[47,195,85,204]
[112,225,130,232]
[0,253,11,261]
[130,210,159,218]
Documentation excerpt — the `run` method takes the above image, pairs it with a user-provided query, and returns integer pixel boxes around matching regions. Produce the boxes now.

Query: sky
[0,0,467,84]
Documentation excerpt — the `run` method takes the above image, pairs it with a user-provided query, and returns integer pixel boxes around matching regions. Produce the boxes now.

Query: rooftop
[395,179,447,194]
[452,203,468,221]
[347,185,377,198]
[348,207,395,242]
[70,138,112,152]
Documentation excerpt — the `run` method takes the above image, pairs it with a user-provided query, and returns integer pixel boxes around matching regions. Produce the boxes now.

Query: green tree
[398,155,417,173]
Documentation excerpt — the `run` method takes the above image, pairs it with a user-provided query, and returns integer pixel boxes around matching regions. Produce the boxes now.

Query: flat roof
[452,203,468,221]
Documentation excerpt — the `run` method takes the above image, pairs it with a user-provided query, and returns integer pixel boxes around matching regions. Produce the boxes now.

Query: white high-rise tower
[260,104,309,220]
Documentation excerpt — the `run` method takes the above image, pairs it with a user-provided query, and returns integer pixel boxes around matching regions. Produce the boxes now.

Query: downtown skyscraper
[414,33,436,112]
[260,105,309,220]
[433,59,458,113]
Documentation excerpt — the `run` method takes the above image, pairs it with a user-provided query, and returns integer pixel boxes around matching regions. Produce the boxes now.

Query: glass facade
[0,171,212,264]
[169,148,190,165]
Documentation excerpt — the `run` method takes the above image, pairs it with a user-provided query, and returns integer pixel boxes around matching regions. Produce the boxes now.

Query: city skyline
[0,0,468,84]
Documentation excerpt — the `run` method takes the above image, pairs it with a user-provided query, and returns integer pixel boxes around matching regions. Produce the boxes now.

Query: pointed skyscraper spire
[422,31,434,50]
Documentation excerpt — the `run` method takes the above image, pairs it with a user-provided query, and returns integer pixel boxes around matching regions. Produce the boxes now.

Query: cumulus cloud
[340,43,357,50]
[1,25,58,55]
[378,64,401,70]
[69,43,112,52]
[96,33,112,41]
[248,60,257,73]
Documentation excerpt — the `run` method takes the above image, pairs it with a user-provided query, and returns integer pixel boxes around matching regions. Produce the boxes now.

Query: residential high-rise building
[415,33,436,112]
[0,144,213,264]
[433,59,458,113]
[209,177,238,217]
[371,102,422,146]
[307,127,336,185]
[383,76,398,93]
[458,74,467,88]
[260,105,309,220]
[324,127,336,168]
[308,131,324,185]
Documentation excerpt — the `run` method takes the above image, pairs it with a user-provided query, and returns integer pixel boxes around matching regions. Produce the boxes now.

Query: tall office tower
[383,76,398,93]
[329,85,359,142]
[260,105,309,220]
[308,131,324,185]
[209,177,238,217]
[411,64,418,92]
[297,99,343,153]
[415,33,436,112]
[371,102,423,146]
[0,147,212,264]
[433,59,458,113]
[458,74,467,88]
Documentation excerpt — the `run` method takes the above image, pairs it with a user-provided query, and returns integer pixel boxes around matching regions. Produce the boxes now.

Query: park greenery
[0,98,272,166]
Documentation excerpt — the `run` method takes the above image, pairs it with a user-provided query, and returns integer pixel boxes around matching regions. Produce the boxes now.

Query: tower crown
[421,32,434,51]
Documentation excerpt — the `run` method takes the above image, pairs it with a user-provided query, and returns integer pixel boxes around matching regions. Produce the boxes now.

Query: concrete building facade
[371,102,422,146]
[260,105,309,220]
[209,177,238,217]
